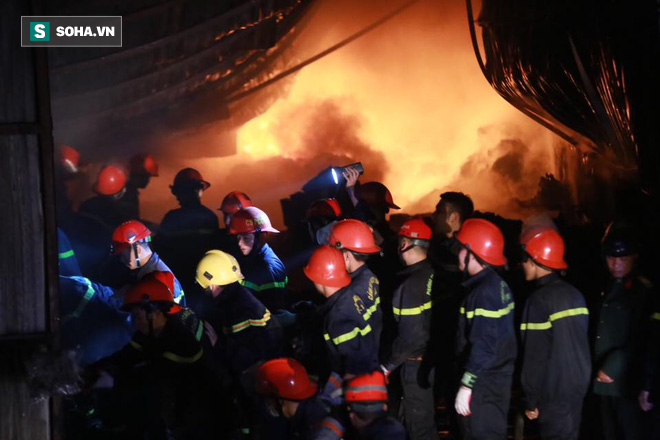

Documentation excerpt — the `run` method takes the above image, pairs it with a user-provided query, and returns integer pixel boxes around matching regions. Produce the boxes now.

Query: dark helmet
[601,222,637,257]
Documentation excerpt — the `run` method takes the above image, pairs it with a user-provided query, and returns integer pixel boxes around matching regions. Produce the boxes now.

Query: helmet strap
[132,243,141,268]
[463,247,472,280]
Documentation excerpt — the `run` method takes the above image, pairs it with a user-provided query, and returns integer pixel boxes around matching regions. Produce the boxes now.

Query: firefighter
[304,245,379,377]
[453,218,516,439]
[78,164,129,231]
[256,357,342,439]
[196,250,284,437]
[344,371,407,440]
[519,227,591,439]
[161,167,218,233]
[58,227,82,277]
[305,198,342,245]
[89,275,206,439]
[195,249,283,376]
[112,220,186,306]
[219,190,253,228]
[158,167,218,313]
[593,223,653,440]
[328,219,383,350]
[119,153,159,220]
[228,206,288,312]
[381,217,438,440]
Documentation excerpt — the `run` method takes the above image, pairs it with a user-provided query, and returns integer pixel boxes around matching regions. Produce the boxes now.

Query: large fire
[139,0,559,228]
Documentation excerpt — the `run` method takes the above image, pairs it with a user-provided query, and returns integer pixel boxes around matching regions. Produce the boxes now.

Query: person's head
[397,217,432,266]
[520,227,568,281]
[328,219,380,272]
[219,191,252,228]
[305,199,341,243]
[602,222,638,280]
[128,153,159,189]
[455,218,506,276]
[433,191,474,238]
[345,371,389,431]
[195,250,244,297]
[170,168,210,206]
[93,165,127,200]
[229,207,279,255]
[112,220,153,270]
[355,182,400,222]
[256,358,317,419]
[304,245,351,297]
[122,274,180,336]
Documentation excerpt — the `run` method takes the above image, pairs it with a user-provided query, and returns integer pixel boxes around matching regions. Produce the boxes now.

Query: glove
[273,310,297,328]
[455,385,472,416]
[380,365,391,384]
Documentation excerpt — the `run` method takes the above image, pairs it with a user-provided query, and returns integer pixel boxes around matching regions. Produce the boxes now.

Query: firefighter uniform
[237,243,288,312]
[593,275,653,440]
[58,227,82,277]
[320,285,379,376]
[384,259,437,440]
[457,268,516,439]
[359,415,408,440]
[94,318,206,438]
[520,273,591,439]
[348,265,382,350]
[204,282,284,375]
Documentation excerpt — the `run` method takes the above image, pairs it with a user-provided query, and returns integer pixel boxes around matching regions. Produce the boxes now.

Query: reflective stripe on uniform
[162,348,203,364]
[316,417,344,439]
[173,289,185,304]
[652,313,660,321]
[460,301,514,319]
[58,249,75,259]
[195,320,204,341]
[231,310,272,333]
[324,324,372,345]
[362,296,381,321]
[520,307,589,331]
[240,277,288,292]
[63,277,96,322]
[130,340,143,351]
[393,299,433,316]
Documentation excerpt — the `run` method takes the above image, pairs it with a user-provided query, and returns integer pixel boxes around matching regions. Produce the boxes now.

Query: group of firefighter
[55,145,659,440]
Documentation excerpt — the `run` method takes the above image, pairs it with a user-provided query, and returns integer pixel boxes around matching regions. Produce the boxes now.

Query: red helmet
[256,358,318,401]
[398,217,432,241]
[456,218,507,267]
[219,191,253,215]
[229,207,279,234]
[122,273,180,314]
[129,153,159,177]
[171,168,210,191]
[305,199,341,221]
[521,227,568,270]
[304,245,351,288]
[112,220,152,254]
[328,219,380,254]
[93,165,127,195]
[357,182,400,210]
[59,145,80,173]
[345,371,388,404]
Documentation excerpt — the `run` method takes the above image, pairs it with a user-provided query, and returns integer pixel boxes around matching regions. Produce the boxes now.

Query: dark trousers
[536,399,583,440]
[599,395,648,440]
[459,374,512,440]
[400,360,439,440]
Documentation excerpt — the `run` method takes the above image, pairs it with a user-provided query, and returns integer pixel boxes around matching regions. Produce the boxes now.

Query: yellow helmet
[196,250,244,288]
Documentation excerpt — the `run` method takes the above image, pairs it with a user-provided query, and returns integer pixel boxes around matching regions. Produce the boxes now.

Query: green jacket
[593,275,653,397]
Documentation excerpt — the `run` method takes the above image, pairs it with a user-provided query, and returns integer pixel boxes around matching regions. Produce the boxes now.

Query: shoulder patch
[353,295,366,315]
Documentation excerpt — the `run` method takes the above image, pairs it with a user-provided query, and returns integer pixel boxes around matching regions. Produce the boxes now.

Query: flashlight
[331,162,364,185]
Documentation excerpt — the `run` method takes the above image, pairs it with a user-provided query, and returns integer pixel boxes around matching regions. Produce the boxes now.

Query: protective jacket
[456,268,516,388]
[520,273,591,409]
[593,275,653,397]
[320,286,379,376]
[237,243,288,312]
[384,259,434,371]
[204,282,284,374]
[348,265,382,350]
